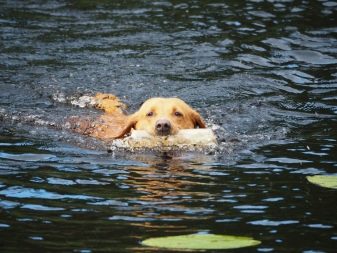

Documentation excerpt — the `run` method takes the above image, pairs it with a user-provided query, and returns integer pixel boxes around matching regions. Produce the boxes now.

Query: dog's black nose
[155,119,172,135]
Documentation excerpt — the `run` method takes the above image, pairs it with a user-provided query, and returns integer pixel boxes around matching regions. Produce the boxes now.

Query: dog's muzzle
[155,119,172,136]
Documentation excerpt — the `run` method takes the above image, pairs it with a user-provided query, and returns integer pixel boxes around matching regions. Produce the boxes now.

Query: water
[0,0,337,252]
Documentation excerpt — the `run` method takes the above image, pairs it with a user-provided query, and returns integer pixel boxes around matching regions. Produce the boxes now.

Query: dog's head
[115,97,206,138]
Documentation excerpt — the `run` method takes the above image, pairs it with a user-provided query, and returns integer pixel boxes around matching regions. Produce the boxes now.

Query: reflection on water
[1,0,337,252]
[0,135,336,252]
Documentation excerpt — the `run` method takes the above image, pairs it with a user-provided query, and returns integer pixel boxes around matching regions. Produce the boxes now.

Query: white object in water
[113,128,217,150]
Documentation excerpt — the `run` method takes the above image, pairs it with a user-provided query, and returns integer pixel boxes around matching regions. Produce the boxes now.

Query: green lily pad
[307,175,337,189]
[141,234,261,250]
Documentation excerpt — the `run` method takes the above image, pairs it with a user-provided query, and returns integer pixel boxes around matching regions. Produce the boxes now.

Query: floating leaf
[141,234,261,250]
[307,175,337,189]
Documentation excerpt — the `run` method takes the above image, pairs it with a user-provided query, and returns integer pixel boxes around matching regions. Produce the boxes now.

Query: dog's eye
[146,112,154,117]
[174,111,183,117]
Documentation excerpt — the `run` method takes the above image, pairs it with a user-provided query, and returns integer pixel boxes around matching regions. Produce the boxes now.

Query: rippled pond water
[1,0,337,252]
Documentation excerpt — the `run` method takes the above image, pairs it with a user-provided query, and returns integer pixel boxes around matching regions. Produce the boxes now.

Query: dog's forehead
[141,97,189,110]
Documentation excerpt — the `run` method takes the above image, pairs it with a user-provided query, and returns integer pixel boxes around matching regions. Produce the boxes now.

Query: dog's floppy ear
[190,109,206,128]
[113,114,138,139]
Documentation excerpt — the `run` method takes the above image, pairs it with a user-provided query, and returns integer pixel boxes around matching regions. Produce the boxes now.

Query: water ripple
[0,152,57,162]
[0,186,100,200]
[248,219,300,226]
[21,204,64,211]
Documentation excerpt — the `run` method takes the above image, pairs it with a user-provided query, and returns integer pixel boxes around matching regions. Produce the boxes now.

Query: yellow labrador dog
[69,93,206,140]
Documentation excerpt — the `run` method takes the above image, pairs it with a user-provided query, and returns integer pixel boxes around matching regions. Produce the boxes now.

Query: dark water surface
[1,0,337,252]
